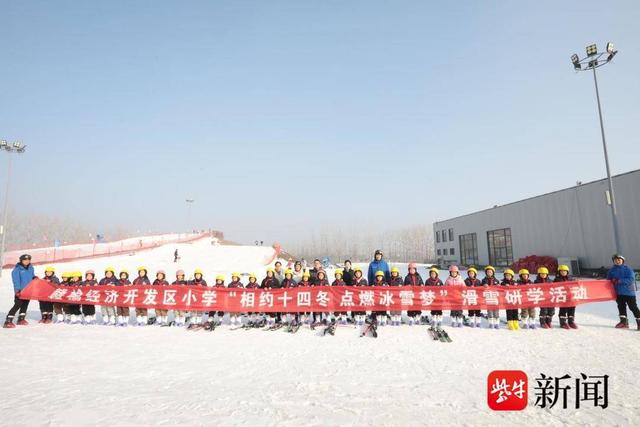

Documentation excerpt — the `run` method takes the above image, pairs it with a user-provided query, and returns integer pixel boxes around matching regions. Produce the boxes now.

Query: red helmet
[448,265,459,273]
[85,270,95,277]
[408,262,418,270]
[176,269,185,277]
[157,270,166,277]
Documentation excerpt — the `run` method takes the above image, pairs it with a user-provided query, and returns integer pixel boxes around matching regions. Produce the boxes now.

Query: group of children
[33,262,576,330]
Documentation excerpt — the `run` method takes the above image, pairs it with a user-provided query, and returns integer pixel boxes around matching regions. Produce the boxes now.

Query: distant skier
[174,249,179,263]
[608,254,640,330]
[367,250,390,285]
[4,254,35,329]
[445,265,465,327]
[555,265,576,329]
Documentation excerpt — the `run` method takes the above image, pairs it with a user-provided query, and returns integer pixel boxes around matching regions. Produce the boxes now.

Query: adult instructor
[608,254,640,330]
[367,249,390,285]
[3,254,35,328]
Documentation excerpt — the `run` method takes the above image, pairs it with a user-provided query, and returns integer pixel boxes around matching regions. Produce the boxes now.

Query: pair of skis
[428,326,452,342]
[360,319,378,338]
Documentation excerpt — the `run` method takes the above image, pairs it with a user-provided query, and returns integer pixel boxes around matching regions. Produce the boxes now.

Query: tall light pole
[570,42,621,255]
[0,140,27,277]
[185,199,195,232]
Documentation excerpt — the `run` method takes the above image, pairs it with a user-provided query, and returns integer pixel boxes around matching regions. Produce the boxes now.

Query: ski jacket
[367,259,390,285]
[274,270,285,283]
[292,270,304,284]
[445,275,465,286]
[133,277,151,286]
[309,268,322,283]
[297,279,311,287]
[534,276,552,284]
[99,276,117,286]
[372,279,388,287]
[389,276,404,286]
[312,277,329,287]
[260,277,280,289]
[189,279,208,286]
[607,264,636,297]
[44,275,61,285]
[172,279,188,286]
[281,278,297,288]
[245,281,259,289]
[404,273,424,286]
[214,282,226,288]
[517,278,532,285]
[482,276,500,286]
[426,277,444,286]
[116,279,131,286]
[82,279,98,286]
[152,279,170,286]
[553,275,572,283]
[342,268,355,286]
[12,263,35,293]
[228,280,243,288]
[353,277,368,287]
[331,279,346,287]
[464,278,483,287]
[501,278,516,286]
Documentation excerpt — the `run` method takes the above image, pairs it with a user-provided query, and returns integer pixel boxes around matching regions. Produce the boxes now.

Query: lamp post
[570,42,621,255]
[0,140,27,277]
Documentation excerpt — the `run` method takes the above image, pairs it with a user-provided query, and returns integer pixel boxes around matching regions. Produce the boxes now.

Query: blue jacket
[12,263,35,293]
[368,259,390,285]
[607,264,636,297]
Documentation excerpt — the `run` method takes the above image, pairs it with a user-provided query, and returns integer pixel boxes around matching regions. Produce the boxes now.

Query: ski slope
[1,239,639,426]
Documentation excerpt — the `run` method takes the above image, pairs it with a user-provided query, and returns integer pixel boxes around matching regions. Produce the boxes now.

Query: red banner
[18,279,616,312]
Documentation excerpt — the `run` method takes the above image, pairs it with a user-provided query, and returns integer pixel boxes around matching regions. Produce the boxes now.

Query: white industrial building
[433,169,640,270]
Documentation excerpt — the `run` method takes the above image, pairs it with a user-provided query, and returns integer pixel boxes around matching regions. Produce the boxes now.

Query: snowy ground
[1,239,639,426]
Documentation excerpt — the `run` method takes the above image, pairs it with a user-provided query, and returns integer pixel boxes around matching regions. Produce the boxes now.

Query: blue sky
[1,1,639,244]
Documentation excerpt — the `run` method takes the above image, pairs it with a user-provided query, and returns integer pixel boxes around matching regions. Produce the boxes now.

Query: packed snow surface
[1,238,638,426]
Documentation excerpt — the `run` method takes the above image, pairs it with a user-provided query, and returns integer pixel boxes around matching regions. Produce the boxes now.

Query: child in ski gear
[555,265,576,329]
[310,270,329,324]
[352,267,368,325]
[261,268,280,326]
[116,270,131,326]
[227,272,244,326]
[517,269,536,329]
[502,269,519,330]
[172,270,188,326]
[482,266,501,329]
[390,266,407,326]
[153,270,170,326]
[608,254,640,329]
[81,270,98,324]
[132,267,151,326]
[39,266,59,324]
[426,267,444,326]
[445,265,465,327]
[245,273,259,325]
[279,270,297,324]
[535,267,554,328]
[4,254,35,329]
[189,268,208,326]
[53,272,71,323]
[99,267,118,325]
[298,271,312,324]
[332,270,347,324]
[372,270,388,326]
[465,267,483,328]
[67,272,84,324]
[205,275,226,326]
[367,249,390,285]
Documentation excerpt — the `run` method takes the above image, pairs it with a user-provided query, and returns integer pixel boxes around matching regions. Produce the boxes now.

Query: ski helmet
[612,254,625,262]
[448,265,459,273]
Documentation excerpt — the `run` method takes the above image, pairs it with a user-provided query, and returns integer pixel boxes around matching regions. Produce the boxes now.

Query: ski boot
[38,314,47,324]
[3,316,16,329]
[568,316,578,329]
[614,316,629,329]
[636,318,640,331]
[539,317,547,329]
[17,315,29,326]
[559,316,570,330]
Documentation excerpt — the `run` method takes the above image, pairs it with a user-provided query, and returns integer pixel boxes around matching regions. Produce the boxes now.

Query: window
[450,248,455,255]
[437,249,441,255]
[436,231,440,243]
[442,230,447,242]
[443,248,448,255]
[487,228,513,267]
[448,228,454,241]
[459,233,478,265]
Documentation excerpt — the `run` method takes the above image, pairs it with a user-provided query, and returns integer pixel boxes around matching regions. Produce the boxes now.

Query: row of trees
[285,224,435,263]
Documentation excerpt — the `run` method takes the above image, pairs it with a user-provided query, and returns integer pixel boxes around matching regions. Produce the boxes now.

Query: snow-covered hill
[1,239,638,426]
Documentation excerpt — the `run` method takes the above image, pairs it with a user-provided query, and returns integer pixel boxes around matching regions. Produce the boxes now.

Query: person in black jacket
[342,260,355,286]
[465,268,483,328]
[535,267,553,329]
[39,266,59,324]
[555,265,576,329]
[99,267,118,325]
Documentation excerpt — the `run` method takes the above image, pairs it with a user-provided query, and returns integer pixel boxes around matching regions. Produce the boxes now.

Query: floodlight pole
[591,66,621,254]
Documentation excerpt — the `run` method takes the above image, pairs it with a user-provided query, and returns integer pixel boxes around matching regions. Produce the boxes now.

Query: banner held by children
[18,278,616,312]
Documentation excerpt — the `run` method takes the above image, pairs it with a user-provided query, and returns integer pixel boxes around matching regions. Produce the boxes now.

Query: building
[433,169,640,270]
